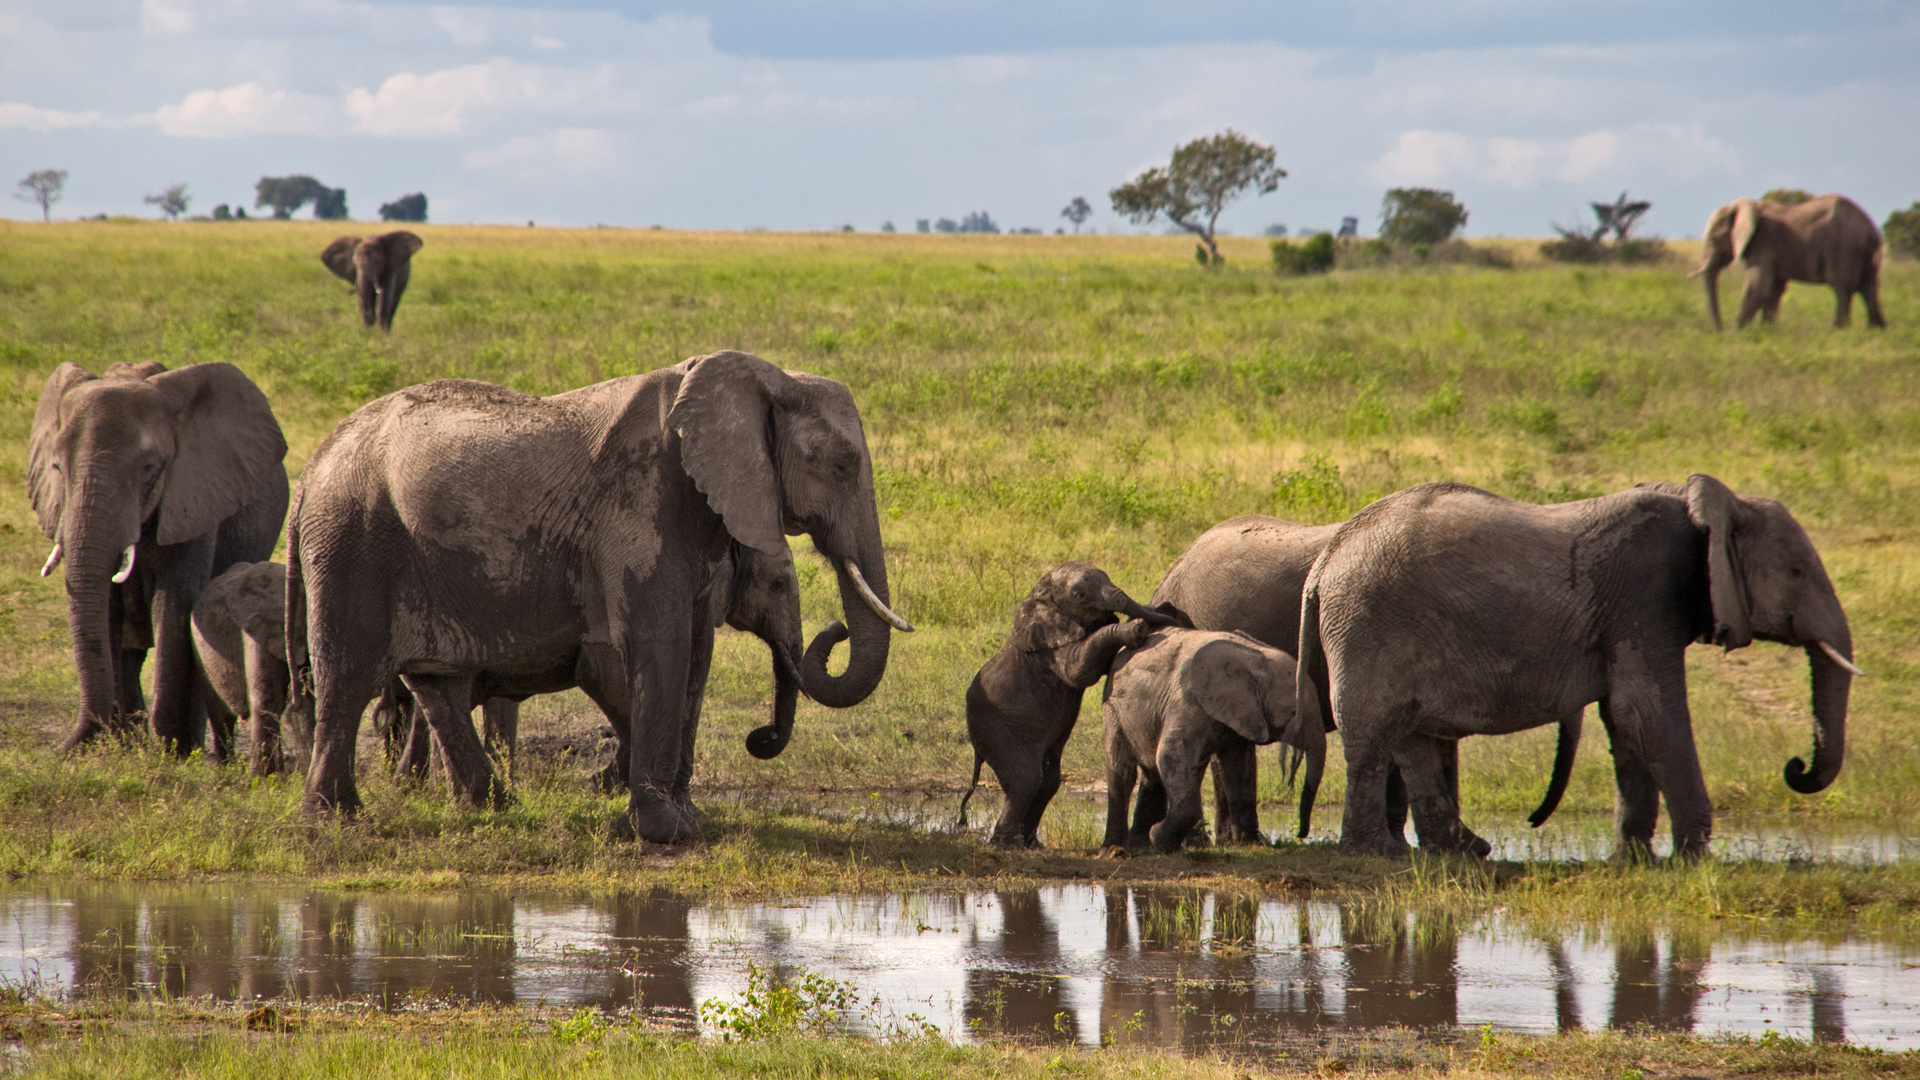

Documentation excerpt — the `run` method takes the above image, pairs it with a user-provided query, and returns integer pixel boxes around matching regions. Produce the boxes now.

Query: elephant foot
[299,788,362,821]
[1096,844,1131,860]
[1338,831,1412,858]
[615,798,694,845]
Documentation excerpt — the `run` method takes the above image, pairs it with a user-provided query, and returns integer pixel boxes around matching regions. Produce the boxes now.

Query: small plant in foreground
[699,963,865,1041]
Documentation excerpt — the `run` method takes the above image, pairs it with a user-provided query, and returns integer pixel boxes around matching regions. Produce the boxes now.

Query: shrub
[379,193,428,223]
[1884,202,1920,260]
[1540,235,1609,263]
[1380,188,1468,245]
[1271,231,1335,275]
[1762,188,1814,206]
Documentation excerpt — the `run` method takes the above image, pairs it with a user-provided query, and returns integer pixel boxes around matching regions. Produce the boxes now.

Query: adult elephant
[1288,476,1859,860]
[1692,195,1885,330]
[29,361,288,755]
[1153,514,1581,854]
[289,351,909,842]
[321,231,423,330]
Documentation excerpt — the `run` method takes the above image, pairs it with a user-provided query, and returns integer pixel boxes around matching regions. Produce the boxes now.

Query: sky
[3,0,1917,236]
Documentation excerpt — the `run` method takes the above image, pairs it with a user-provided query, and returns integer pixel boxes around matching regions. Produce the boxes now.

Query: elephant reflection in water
[67,889,288,1001]
[596,889,696,1020]
[963,890,1071,1040]
[1334,908,1460,1031]
[1606,932,1709,1033]
[283,892,519,1003]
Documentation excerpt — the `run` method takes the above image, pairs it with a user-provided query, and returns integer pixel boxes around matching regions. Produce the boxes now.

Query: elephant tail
[1528,710,1584,828]
[956,753,985,831]
[1288,576,1331,840]
[285,510,312,717]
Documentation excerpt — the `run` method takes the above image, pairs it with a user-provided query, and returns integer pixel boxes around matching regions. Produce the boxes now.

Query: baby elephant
[1101,629,1296,854]
[320,231,424,330]
[960,562,1184,847]
[191,561,309,776]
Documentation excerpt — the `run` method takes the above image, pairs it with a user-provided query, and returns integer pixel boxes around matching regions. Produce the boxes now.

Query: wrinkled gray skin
[1151,514,1579,856]
[321,231,424,331]
[958,562,1183,847]
[1102,628,1297,854]
[1693,195,1885,330]
[1289,476,1855,860]
[29,361,289,756]
[190,561,313,776]
[289,351,906,841]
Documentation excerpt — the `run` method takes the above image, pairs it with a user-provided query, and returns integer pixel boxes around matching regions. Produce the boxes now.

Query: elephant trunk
[57,535,127,751]
[798,548,902,709]
[1692,245,1730,330]
[745,659,801,760]
[1786,638,1852,794]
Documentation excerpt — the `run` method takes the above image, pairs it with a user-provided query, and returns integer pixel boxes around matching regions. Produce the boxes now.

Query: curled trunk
[745,662,801,760]
[1785,642,1850,793]
[799,557,895,709]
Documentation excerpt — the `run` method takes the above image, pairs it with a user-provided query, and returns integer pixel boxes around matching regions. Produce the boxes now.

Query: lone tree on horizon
[255,175,347,219]
[379,192,428,222]
[15,169,67,221]
[144,182,191,221]
[1110,129,1285,264]
[1379,187,1468,246]
[1061,196,1092,233]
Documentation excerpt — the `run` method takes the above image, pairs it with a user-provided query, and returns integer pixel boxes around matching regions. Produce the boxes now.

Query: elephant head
[670,350,911,712]
[708,542,808,759]
[1691,198,1760,331]
[1016,562,1172,651]
[28,361,288,743]
[321,231,423,330]
[1684,473,1858,794]
[1177,632,1297,746]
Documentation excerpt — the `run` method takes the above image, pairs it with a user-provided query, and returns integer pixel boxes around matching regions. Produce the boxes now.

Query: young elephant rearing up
[959,562,1183,847]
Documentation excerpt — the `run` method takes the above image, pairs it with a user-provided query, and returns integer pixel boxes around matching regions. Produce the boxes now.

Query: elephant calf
[958,562,1183,847]
[1102,629,1296,854]
[190,561,309,776]
[321,231,424,330]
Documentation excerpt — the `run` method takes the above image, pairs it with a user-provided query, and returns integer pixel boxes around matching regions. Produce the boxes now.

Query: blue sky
[3,0,1916,235]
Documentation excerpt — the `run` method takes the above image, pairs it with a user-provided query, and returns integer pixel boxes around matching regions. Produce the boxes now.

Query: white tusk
[111,545,136,584]
[40,543,63,577]
[1816,640,1866,678]
[843,559,914,632]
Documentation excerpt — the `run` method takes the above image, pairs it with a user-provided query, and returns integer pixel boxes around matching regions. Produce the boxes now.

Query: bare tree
[1589,191,1651,241]
[144,182,191,221]
[1061,196,1092,233]
[1109,129,1285,264]
[15,169,67,221]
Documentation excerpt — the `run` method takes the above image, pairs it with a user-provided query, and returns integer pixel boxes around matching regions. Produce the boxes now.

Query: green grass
[2,220,1917,863]
[5,998,1917,1079]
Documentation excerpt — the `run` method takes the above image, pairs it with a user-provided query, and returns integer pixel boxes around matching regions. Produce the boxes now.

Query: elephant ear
[380,231,424,259]
[1685,473,1753,650]
[1731,198,1761,263]
[670,350,796,556]
[320,236,362,283]
[149,363,289,547]
[1179,635,1282,744]
[28,362,99,540]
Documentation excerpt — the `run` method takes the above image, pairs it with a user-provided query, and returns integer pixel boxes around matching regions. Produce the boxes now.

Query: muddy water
[3,883,1915,1052]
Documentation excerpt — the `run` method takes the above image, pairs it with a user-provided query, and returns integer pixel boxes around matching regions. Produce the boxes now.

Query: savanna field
[3,221,1920,1077]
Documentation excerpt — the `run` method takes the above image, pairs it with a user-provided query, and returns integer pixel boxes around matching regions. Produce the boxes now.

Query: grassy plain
[1,221,1917,902]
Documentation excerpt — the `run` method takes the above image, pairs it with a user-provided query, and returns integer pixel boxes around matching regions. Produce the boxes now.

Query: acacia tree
[1379,187,1468,245]
[144,182,191,221]
[1110,129,1285,264]
[255,175,345,219]
[15,169,67,221]
[1061,196,1092,233]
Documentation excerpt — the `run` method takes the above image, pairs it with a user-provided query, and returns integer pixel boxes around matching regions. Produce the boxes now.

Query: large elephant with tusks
[289,351,910,842]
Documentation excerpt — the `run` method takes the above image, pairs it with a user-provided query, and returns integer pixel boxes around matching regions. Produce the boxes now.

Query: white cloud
[345,60,598,137]
[463,127,617,172]
[1370,124,1737,188]
[140,0,194,34]
[152,83,338,137]
[0,102,113,132]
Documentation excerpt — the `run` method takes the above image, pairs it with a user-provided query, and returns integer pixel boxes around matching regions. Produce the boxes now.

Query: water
[4,882,1916,1054]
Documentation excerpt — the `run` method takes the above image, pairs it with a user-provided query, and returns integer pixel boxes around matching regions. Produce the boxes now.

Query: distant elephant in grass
[289,351,907,841]
[190,561,312,776]
[29,360,289,756]
[1101,628,1296,854]
[321,231,424,330]
[1693,195,1885,330]
[958,562,1185,847]
[1288,476,1860,861]
[1152,514,1576,856]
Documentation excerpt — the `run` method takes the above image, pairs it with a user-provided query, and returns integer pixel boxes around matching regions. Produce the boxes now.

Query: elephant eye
[769,578,787,592]
[1789,565,1806,580]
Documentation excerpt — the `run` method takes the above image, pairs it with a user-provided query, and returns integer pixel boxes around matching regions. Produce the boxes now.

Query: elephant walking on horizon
[1287,476,1859,860]
[289,351,910,842]
[1693,195,1885,330]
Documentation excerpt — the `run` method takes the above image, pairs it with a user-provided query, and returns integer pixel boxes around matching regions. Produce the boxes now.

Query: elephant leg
[1597,698,1660,861]
[1129,772,1167,851]
[620,632,697,845]
[1735,270,1767,329]
[356,277,379,327]
[1762,277,1788,324]
[1393,735,1490,858]
[303,679,379,817]
[1148,749,1206,854]
[148,569,210,757]
[107,585,147,729]
[388,688,433,782]
[986,751,1042,847]
[378,264,410,330]
[1101,730,1139,852]
[1383,762,1409,845]
[673,622,717,823]
[481,699,519,782]
[200,670,239,767]
[1211,744,1262,845]
[1832,285,1855,328]
[401,673,507,811]
[243,634,290,776]
[1339,726,1411,857]
[576,643,631,794]
[1611,663,1713,861]
[1862,268,1887,329]
[1019,742,1066,846]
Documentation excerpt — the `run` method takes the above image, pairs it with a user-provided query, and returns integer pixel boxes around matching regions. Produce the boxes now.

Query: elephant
[1692,195,1885,330]
[29,360,289,755]
[321,231,424,330]
[1151,514,1577,856]
[190,560,313,775]
[376,682,522,783]
[288,350,909,842]
[1101,628,1297,854]
[956,562,1183,847]
[1287,475,1859,860]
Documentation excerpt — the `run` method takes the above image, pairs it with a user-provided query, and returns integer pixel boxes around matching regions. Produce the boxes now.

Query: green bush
[1762,188,1814,205]
[1271,231,1335,275]
[1380,187,1468,245]
[1884,202,1920,260]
